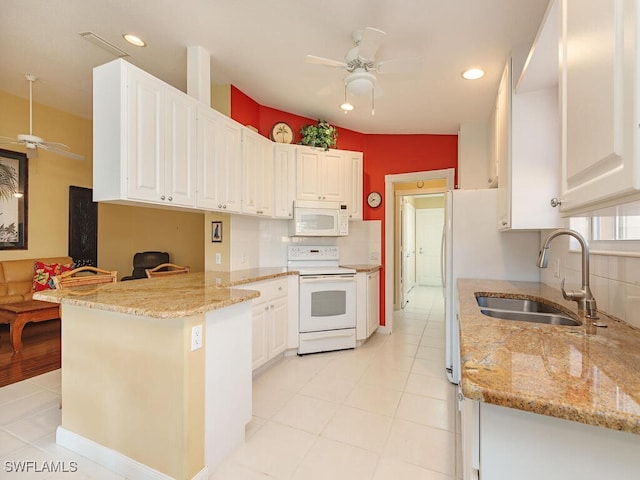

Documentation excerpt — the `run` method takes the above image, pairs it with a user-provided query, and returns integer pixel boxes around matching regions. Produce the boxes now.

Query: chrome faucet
[537,229,599,319]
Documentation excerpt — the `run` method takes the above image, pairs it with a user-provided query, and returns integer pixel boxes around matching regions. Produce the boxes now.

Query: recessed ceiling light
[123,34,146,47]
[462,68,485,80]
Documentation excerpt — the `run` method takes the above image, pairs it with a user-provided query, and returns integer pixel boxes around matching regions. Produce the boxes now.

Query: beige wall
[0,90,204,275]
[61,304,205,479]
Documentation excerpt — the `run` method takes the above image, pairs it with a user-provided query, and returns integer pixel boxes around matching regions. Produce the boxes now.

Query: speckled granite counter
[341,264,381,273]
[33,270,296,319]
[458,278,640,434]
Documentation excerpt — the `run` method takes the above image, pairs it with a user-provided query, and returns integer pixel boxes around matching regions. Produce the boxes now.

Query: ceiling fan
[306,27,422,100]
[0,74,84,160]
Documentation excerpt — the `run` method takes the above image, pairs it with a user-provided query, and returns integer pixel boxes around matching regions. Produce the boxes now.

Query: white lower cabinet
[462,399,640,480]
[242,278,289,371]
[356,270,380,341]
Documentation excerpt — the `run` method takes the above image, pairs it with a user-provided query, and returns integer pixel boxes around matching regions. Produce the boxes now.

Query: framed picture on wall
[0,149,28,250]
[211,221,222,243]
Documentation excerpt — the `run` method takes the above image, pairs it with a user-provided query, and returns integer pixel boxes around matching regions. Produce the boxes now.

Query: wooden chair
[53,266,118,289]
[145,263,190,278]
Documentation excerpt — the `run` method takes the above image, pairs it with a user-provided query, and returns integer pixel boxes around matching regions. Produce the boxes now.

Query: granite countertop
[340,264,382,273]
[457,278,640,434]
[33,269,296,319]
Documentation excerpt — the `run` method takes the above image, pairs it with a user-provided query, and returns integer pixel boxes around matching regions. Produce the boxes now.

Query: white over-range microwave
[289,200,349,237]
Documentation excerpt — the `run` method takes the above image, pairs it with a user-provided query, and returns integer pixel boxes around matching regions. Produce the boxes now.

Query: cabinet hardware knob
[550,198,562,208]
[161,195,165,200]
[223,205,227,209]
[168,196,173,201]
[501,220,508,226]
[218,204,222,208]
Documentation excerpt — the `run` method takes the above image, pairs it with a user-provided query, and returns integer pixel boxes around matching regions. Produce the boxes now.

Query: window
[569,200,640,255]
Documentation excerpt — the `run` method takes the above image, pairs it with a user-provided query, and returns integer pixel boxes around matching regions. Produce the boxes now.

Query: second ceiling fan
[306,27,422,101]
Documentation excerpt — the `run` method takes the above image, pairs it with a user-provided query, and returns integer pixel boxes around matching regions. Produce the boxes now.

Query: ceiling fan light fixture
[340,102,354,112]
[462,68,485,80]
[345,69,376,95]
[123,34,146,47]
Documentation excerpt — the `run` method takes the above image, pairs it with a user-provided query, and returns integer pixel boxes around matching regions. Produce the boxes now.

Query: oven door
[299,274,356,332]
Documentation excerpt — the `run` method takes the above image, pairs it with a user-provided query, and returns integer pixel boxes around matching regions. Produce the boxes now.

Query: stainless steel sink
[476,295,581,326]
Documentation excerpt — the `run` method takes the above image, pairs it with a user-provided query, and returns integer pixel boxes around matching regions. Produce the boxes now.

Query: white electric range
[287,246,356,354]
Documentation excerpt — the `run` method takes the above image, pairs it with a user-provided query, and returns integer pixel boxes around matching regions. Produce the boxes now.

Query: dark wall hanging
[69,186,97,267]
[0,148,28,250]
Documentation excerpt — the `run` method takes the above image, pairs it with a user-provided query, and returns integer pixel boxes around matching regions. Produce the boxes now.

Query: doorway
[384,168,454,331]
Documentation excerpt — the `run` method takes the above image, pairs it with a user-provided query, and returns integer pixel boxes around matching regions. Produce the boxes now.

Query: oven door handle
[300,275,356,282]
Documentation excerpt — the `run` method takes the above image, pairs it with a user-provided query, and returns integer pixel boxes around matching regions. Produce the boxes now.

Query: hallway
[0,286,458,479]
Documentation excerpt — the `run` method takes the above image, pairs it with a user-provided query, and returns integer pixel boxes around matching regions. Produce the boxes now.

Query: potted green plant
[299,119,338,151]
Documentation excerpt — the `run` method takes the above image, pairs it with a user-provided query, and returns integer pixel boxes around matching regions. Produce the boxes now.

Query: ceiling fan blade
[358,27,386,63]
[375,57,423,74]
[305,55,347,68]
[0,135,22,146]
[38,143,84,160]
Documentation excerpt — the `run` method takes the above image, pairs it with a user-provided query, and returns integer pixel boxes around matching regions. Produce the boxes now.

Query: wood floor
[0,319,61,387]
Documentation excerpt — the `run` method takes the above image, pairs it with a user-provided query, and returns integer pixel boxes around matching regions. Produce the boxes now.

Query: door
[402,199,416,302]
[416,206,445,286]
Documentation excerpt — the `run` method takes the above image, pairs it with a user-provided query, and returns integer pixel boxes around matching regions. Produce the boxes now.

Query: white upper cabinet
[94,59,197,208]
[296,147,348,203]
[273,144,297,219]
[346,150,364,220]
[559,0,640,214]
[242,128,274,216]
[196,105,242,213]
[495,1,562,231]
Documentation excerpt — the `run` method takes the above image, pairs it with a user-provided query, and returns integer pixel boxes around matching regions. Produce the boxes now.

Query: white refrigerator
[444,189,540,384]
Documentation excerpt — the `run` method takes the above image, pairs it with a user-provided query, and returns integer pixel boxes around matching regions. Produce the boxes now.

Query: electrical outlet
[554,258,560,278]
[215,253,222,265]
[191,324,203,351]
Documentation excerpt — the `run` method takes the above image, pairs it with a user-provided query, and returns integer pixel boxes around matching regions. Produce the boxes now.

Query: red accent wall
[231,86,458,325]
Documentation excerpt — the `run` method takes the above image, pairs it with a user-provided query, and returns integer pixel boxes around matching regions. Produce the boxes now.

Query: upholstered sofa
[0,256,73,304]
[0,256,72,352]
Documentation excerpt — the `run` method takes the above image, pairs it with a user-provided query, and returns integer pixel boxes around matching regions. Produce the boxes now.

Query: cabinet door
[242,129,261,215]
[126,67,164,202]
[296,147,323,200]
[274,144,296,218]
[252,302,269,371]
[164,90,197,206]
[269,296,288,358]
[216,118,242,212]
[347,151,363,220]
[196,106,220,209]
[242,129,274,216]
[322,150,348,202]
[496,61,511,229]
[560,0,638,213]
[197,107,242,212]
[366,271,380,337]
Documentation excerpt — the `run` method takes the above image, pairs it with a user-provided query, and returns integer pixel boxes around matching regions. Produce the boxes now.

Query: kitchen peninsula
[33,271,291,480]
[457,279,640,480]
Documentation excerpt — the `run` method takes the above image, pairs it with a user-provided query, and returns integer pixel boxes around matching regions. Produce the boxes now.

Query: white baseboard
[56,426,209,480]
[377,324,392,334]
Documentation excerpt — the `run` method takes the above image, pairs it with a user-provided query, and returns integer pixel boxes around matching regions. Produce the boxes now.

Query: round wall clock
[367,191,382,208]
[270,122,294,144]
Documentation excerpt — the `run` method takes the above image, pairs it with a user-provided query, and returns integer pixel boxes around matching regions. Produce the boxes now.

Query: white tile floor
[0,286,458,480]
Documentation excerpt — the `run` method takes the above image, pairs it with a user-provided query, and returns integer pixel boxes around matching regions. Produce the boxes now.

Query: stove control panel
[287,245,339,261]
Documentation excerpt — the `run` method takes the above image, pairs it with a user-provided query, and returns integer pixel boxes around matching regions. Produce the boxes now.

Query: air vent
[79,32,129,58]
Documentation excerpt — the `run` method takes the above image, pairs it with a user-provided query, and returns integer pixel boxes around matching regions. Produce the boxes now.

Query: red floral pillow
[33,262,75,291]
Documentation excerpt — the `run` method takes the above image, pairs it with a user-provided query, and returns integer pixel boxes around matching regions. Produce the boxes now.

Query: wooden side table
[0,300,61,353]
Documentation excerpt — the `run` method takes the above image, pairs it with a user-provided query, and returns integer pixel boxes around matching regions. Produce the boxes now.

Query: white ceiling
[0,0,550,135]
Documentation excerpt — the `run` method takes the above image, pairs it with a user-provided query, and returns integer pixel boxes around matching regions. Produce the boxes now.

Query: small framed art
[211,221,223,242]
